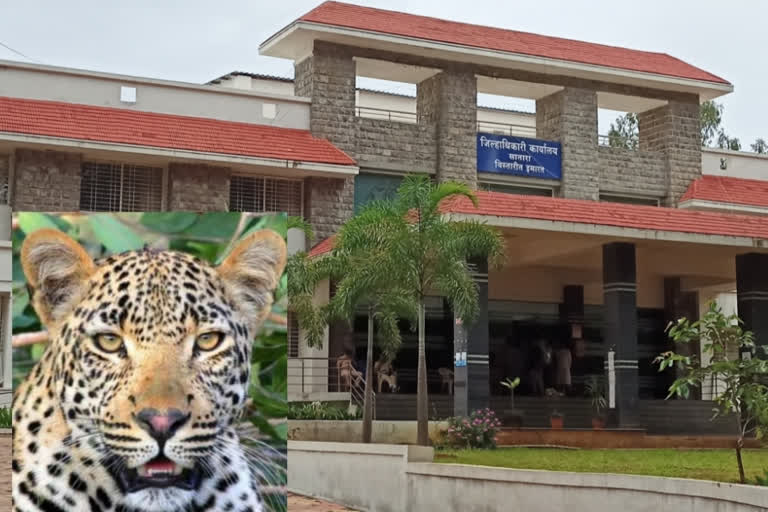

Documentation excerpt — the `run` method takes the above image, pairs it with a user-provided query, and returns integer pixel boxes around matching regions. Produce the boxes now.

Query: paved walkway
[0,436,10,510]
[288,492,358,511]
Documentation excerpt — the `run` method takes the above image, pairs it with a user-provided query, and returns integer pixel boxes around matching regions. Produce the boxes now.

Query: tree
[717,130,742,151]
[700,101,724,147]
[332,175,505,445]
[607,112,638,150]
[655,303,768,483]
[329,228,418,443]
[751,138,767,154]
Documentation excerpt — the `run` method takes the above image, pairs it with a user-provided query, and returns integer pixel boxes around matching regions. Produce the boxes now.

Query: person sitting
[337,352,362,391]
[375,357,398,393]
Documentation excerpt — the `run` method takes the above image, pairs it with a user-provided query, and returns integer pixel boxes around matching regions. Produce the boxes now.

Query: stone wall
[304,177,354,241]
[356,118,436,173]
[168,163,229,211]
[13,149,81,211]
[537,88,599,200]
[598,146,666,198]
[638,101,701,205]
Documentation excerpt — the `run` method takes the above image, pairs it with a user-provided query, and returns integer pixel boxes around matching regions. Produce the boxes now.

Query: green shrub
[288,401,361,420]
[754,468,768,486]
[0,407,10,428]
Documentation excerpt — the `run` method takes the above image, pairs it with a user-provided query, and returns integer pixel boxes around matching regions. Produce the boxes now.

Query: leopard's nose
[134,408,189,441]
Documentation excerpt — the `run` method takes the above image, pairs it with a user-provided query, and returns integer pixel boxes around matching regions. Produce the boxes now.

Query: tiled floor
[0,436,10,510]
[288,492,358,511]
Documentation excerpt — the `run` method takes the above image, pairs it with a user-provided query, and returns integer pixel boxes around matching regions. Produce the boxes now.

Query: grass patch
[0,408,10,429]
[438,447,768,483]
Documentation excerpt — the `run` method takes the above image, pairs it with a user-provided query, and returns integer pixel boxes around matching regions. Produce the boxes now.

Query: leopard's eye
[94,333,124,353]
[195,332,224,352]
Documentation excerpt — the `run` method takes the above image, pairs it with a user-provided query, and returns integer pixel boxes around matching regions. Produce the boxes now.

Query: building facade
[2,1,768,432]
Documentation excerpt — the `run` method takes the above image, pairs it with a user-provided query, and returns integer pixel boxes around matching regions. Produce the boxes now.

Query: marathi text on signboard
[477,133,562,180]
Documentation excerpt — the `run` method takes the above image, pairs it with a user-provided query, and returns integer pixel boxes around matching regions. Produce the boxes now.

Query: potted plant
[500,377,523,427]
[545,388,564,429]
[585,375,607,429]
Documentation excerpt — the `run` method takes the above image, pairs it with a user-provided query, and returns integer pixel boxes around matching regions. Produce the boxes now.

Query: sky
[1,0,765,146]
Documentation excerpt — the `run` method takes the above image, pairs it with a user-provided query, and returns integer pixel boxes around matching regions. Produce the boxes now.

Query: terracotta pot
[592,417,605,430]
[550,416,564,430]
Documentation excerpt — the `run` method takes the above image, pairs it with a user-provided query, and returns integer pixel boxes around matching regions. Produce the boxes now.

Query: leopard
[12,227,287,512]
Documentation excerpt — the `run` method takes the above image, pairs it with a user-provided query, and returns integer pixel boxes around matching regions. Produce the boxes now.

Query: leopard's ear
[21,228,96,327]
[217,229,287,329]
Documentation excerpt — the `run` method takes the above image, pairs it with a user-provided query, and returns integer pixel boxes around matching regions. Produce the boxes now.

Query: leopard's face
[19,228,286,511]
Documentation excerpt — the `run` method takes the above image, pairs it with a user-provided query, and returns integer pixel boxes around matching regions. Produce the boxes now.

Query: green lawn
[436,448,768,483]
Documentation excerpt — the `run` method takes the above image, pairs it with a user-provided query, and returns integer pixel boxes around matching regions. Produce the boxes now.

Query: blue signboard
[477,133,562,180]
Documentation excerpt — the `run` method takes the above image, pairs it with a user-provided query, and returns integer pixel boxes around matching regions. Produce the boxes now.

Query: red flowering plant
[444,408,502,449]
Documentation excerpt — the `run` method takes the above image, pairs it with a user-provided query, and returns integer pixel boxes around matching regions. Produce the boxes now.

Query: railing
[476,120,536,137]
[598,133,638,149]
[355,106,418,124]
[288,356,376,417]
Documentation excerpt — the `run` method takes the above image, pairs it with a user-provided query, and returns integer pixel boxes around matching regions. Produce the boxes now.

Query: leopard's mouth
[111,456,203,493]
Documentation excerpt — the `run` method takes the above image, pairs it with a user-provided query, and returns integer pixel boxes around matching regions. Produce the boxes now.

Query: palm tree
[331,210,418,442]
[333,175,504,445]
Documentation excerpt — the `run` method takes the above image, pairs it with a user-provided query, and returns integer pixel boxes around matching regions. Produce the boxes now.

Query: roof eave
[260,21,733,100]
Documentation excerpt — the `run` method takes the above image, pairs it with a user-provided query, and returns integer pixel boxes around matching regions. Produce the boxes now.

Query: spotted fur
[13,228,287,512]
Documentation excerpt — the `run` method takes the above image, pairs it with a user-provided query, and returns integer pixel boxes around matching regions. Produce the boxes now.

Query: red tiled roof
[680,175,768,209]
[297,2,729,85]
[440,191,768,240]
[308,234,337,257]
[0,96,356,166]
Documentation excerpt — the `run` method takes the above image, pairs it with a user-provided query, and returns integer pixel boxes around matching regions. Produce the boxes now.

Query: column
[736,253,768,358]
[602,243,639,427]
[453,259,489,417]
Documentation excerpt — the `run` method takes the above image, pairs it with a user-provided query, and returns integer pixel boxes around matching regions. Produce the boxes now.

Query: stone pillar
[454,259,489,416]
[168,163,230,211]
[536,87,599,200]
[736,253,768,358]
[602,242,639,427]
[417,70,477,186]
[638,99,701,205]
[295,41,357,232]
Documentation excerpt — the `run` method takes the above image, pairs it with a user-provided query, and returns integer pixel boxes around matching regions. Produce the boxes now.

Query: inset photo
[12,211,287,512]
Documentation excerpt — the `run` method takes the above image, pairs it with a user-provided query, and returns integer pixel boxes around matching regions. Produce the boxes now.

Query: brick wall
[537,88,599,200]
[598,146,666,198]
[638,100,701,205]
[168,163,230,211]
[417,70,477,185]
[14,149,81,211]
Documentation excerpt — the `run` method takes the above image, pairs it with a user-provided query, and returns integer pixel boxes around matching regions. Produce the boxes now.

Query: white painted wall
[0,61,310,129]
[702,148,768,180]
[288,441,768,512]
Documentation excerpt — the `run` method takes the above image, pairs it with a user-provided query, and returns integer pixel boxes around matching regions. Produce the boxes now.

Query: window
[80,162,164,211]
[600,194,659,206]
[479,182,554,197]
[354,173,404,213]
[288,312,299,358]
[229,175,303,216]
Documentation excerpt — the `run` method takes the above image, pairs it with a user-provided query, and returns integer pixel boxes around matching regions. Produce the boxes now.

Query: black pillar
[736,253,768,358]
[602,243,639,427]
[454,259,489,416]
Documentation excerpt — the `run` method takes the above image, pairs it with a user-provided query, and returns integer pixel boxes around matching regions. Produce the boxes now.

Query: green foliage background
[12,212,287,510]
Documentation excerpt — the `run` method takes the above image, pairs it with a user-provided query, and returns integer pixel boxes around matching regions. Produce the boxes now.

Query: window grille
[80,162,163,211]
[288,312,299,358]
[229,175,303,216]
